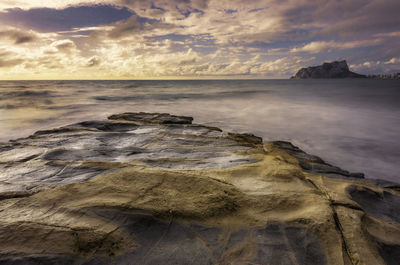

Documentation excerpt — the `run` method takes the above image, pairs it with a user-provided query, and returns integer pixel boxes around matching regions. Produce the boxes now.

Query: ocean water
[0,79,399,182]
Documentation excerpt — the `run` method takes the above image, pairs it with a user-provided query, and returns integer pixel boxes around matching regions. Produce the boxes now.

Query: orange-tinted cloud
[0,0,399,79]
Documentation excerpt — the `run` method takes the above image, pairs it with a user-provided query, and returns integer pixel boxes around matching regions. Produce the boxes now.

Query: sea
[0,79,399,182]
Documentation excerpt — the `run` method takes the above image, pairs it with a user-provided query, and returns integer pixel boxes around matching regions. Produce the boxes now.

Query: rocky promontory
[0,112,399,265]
[291,60,367,79]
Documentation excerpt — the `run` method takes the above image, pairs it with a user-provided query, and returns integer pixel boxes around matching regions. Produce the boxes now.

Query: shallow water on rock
[0,79,399,182]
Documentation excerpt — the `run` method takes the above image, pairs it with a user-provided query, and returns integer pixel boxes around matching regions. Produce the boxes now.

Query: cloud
[0,28,36,44]
[0,49,23,68]
[0,58,23,68]
[0,4,133,32]
[384,58,400,65]
[0,0,400,78]
[350,58,400,75]
[107,15,156,39]
[0,1,103,10]
[316,0,400,37]
[290,39,383,54]
[86,56,101,67]
[116,0,210,19]
[375,31,400,38]
[45,39,78,54]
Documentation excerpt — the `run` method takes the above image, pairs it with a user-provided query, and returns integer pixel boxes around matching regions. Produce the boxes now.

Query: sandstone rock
[0,113,399,265]
[269,141,363,178]
[291,60,367,79]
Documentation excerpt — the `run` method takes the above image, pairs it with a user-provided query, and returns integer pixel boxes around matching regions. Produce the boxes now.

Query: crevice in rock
[306,178,355,265]
[139,211,174,263]
[0,190,38,201]
[331,206,355,265]
[18,154,41,162]
[19,220,89,231]
[281,225,301,265]
[331,202,363,211]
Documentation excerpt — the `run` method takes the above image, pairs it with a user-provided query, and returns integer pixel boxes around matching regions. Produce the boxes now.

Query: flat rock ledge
[0,112,399,265]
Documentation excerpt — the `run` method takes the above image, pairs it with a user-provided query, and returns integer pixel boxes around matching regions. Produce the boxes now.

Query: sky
[0,0,399,79]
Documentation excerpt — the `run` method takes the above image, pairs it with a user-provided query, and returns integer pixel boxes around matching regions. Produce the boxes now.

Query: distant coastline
[367,73,400,79]
[291,60,400,79]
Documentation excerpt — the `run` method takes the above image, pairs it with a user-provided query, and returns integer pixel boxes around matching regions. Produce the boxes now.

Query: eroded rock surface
[272,141,365,179]
[0,112,256,193]
[0,112,399,265]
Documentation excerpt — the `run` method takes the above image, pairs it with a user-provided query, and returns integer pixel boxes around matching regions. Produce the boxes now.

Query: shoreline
[0,112,399,264]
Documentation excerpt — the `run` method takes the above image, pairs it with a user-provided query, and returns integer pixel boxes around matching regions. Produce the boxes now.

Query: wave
[3,90,52,97]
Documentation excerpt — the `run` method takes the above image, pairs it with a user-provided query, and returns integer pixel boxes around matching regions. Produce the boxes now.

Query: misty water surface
[0,79,399,182]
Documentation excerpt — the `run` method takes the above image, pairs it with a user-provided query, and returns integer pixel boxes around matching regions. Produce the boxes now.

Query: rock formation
[291,60,367,79]
[0,112,399,265]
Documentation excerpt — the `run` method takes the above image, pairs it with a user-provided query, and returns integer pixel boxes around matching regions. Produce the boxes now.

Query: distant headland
[291,60,400,79]
[291,60,366,79]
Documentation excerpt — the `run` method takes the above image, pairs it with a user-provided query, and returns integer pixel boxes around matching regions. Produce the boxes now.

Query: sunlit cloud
[0,0,399,79]
[0,49,23,68]
[384,58,400,65]
[290,39,384,54]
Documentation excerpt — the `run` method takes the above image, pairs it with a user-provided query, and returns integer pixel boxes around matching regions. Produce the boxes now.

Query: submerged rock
[291,60,367,79]
[0,112,399,265]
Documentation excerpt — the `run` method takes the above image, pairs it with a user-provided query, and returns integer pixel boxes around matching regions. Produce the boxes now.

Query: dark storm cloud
[0,4,134,32]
